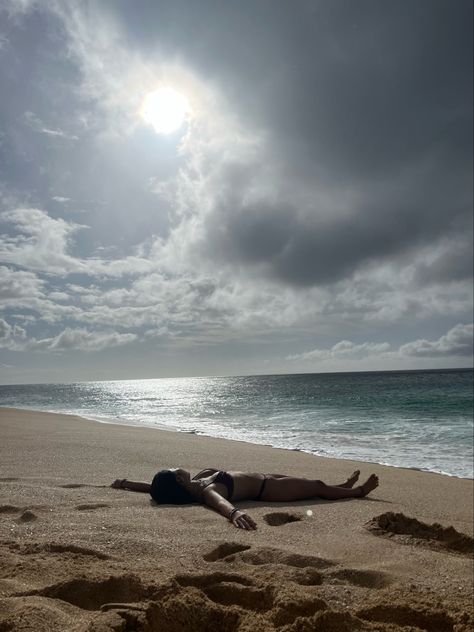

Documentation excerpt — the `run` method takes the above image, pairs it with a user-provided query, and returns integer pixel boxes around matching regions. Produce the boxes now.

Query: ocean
[1,369,472,479]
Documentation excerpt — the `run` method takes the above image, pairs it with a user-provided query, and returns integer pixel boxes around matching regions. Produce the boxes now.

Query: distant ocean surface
[1,369,472,479]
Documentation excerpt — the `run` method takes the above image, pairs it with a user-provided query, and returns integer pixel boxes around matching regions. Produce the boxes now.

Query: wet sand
[0,407,473,631]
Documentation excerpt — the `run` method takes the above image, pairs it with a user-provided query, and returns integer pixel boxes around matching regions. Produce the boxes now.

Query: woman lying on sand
[111,468,379,530]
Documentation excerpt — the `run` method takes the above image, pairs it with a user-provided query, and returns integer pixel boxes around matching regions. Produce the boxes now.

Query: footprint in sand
[59,483,88,489]
[0,505,25,514]
[263,511,303,526]
[203,544,330,589]
[74,503,111,511]
[175,572,275,612]
[18,574,153,610]
[6,541,110,560]
[365,512,474,556]
[175,571,254,588]
[174,570,330,626]
[0,506,38,522]
[325,567,392,589]
[204,543,391,590]
[356,602,456,632]
[202,542,251,562]
[16,510,37,523]
[205,544,334,570]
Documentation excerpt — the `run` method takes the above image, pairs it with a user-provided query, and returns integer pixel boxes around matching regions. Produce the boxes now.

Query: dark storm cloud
[110,0,472,287]
[1,0,472,290]
[201,158,468,286]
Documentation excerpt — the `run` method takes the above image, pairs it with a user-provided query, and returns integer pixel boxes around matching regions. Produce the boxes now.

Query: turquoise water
[1,369,472,478]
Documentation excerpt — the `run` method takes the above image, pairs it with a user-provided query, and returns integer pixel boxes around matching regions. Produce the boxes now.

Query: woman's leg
[267,470,360,488]
[260,474,378,502]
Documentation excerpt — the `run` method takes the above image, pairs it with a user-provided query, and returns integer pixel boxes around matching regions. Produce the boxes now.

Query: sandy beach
[0,407,472,631]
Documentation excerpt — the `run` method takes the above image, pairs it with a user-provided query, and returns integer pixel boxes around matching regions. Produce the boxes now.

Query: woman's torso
[194,469,265,501]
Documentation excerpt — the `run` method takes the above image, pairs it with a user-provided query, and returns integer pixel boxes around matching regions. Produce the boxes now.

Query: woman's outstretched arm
[202,487,257,530]
[111,479,151,493]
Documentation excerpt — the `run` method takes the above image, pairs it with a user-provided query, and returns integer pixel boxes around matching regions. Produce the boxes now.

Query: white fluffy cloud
[288,340,392,362]
[399,323,473,358]
[0,265,45,303]
[0,318,26,350]
[0,208,155,277]
[288,324,473,364]
[0,318,136,353]
[28,328,137,352]
[0,208,88,275]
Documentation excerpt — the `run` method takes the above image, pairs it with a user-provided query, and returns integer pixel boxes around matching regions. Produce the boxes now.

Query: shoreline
[1,405,472,481]
[0,406,473,631]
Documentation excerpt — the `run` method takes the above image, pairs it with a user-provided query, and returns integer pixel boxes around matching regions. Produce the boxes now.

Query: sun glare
[140,87,190,134]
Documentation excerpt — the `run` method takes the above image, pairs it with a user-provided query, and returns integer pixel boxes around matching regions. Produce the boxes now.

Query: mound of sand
[365,512,474,555]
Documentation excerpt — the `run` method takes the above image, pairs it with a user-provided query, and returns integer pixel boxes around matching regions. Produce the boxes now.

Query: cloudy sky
[0,0,472,384]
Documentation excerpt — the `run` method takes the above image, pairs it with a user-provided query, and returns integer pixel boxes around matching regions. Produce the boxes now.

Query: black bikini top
[193,469,234,500]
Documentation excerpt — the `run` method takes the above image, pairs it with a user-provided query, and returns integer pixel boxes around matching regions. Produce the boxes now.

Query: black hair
[150,469,195,504]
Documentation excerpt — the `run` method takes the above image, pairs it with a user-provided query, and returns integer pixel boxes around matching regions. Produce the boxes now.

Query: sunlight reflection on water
[1,370,472,478]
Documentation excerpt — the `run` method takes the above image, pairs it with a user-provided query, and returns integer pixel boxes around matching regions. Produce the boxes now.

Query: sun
[140,87,190,134]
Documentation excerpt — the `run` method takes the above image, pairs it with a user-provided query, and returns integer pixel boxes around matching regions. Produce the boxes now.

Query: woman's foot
[358,474,379,497]
[339,470,360,488]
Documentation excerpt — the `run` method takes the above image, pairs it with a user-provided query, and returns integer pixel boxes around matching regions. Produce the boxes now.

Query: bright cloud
[0,318,137,353]
[0,265,45,303]
[288,324,473,364]
[400,324,473,358]
[0,208,155,277]
[0,318,26,350]
[0,208,88,275]
[288,341,392,362]
[28,328,137,352]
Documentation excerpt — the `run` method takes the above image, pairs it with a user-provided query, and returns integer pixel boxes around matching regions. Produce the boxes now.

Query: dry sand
[0,406,472,631]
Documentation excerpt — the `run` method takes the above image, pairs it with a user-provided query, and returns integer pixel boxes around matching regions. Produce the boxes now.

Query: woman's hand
[231,510,257,530]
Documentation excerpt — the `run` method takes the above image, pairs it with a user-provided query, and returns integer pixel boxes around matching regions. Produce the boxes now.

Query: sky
[0,0,472,384]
